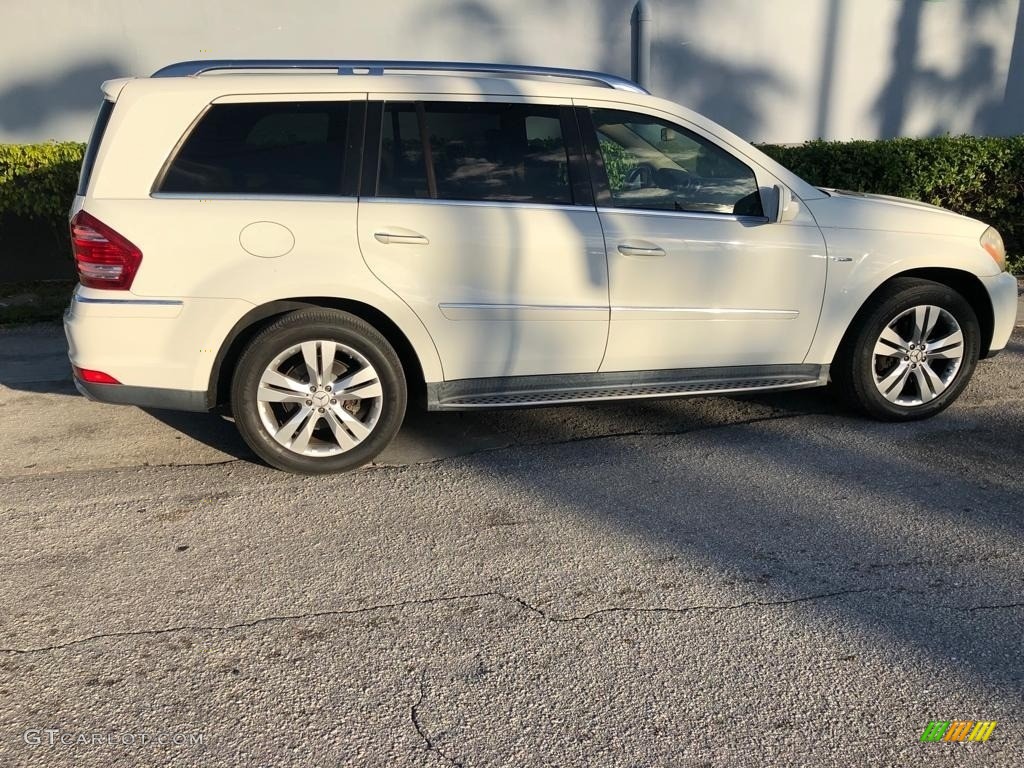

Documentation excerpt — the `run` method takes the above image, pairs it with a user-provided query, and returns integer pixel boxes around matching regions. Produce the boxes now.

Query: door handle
[374,229,429,245]
[617,241,666,258]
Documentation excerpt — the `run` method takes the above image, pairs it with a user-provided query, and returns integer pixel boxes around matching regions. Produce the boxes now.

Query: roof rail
[150,59,649,94]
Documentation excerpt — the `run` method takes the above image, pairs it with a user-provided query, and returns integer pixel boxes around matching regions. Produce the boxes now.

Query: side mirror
[772,184,799,223]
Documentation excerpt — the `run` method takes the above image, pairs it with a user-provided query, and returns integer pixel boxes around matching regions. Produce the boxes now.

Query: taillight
[70,211,142,290]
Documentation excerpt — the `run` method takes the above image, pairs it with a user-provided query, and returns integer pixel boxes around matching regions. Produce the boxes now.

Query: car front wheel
[832,278,981,421]
[231,309,406,473]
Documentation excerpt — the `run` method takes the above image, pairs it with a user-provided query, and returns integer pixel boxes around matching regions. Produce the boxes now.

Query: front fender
[804,227,1000,364]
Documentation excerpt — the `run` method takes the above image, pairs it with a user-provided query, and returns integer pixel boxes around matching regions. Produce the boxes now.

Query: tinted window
[77,100,114,196]
[590,108,763,217]
[378,102,573,205]
[159,102,351,195]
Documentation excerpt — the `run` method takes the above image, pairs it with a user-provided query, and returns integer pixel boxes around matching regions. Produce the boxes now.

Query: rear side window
[77,100,114,196]
[378,101,573,205]
[158,102,351,196]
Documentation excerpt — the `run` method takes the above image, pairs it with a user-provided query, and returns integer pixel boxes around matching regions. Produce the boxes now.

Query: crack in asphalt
[411,668,464,768]
[0,583,986,657]
[513,586,895,622]
[0,591,499,656]
[958,602,1024,612]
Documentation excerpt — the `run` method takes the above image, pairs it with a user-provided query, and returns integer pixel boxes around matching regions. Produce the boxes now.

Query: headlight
[980,226,1007,272]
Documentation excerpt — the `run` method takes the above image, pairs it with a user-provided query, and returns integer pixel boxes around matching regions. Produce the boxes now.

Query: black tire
[831,278,980,421]
[231,309,406,474]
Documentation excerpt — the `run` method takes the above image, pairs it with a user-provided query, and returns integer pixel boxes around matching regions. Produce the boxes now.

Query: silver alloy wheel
[872,304,964,407]
[256,340,383,457]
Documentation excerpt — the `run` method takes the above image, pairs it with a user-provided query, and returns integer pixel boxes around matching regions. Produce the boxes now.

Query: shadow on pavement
[140,409,256,462]
[143,386,843,469]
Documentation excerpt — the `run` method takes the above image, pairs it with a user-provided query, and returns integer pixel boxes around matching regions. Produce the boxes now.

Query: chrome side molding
[74,295,183,306]
[150,60,649,94]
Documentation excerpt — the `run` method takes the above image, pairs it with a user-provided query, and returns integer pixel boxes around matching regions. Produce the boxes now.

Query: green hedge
[0,142,85,283]
[0,141,84,219]
[2,137,1021,272]
[760,136,1024,273]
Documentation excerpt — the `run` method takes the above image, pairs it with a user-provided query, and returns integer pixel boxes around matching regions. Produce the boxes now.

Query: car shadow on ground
[140,408,257,461]
[141,386,840,469]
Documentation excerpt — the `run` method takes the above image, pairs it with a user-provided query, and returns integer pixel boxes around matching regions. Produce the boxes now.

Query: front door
[358,98,609,381]
[577,105,827,372]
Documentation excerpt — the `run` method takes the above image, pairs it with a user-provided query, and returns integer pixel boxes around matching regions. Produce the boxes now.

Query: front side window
[159,101,351,195]
[378,101,573,205]
[590,108,763,217]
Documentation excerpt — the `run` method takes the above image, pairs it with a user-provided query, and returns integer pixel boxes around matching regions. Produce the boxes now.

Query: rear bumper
[64,287,250,412]
[980,271,1019,357]
[73,376,208,411]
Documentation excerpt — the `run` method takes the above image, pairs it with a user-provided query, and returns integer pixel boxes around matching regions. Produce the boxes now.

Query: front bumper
[980,271,1019,357]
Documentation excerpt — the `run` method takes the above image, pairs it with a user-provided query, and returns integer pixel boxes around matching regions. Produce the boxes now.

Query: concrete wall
[0,0,1021,144]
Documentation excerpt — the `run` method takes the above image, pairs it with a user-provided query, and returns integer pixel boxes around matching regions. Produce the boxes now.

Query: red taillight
[73,366,121,385]
[70,211,142,290]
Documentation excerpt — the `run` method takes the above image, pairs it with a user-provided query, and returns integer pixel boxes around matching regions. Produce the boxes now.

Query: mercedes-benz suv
[64,60,1019,473]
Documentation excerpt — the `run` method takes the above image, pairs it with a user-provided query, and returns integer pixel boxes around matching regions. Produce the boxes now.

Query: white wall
[0,0,1020,144]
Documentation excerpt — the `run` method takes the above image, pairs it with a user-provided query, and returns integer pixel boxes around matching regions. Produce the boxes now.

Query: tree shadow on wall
[649,38,793,138]
[874,0,1022,137]
[0,59,124,135]
[408,0,790,140]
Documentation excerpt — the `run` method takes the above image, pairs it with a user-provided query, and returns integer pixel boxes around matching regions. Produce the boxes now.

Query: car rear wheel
[831,278,980,421]
[231,309,406,473]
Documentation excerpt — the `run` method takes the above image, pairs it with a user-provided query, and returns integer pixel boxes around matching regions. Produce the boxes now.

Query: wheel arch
[208,298,432,411]
[832,267,995,363]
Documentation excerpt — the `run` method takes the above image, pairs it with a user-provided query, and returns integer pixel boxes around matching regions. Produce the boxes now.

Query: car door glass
[590,108,763,217]
[379,101,573,204]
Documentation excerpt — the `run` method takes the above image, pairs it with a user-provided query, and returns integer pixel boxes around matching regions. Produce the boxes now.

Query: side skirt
[427,364,829,411]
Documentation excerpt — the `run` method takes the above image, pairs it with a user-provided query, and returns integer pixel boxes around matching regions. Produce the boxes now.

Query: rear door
[357,97,609,381]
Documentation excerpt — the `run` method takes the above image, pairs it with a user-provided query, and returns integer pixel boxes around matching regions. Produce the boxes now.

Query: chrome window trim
[367,197,587,212]
[150,192,359,202]
[597,206,769,224]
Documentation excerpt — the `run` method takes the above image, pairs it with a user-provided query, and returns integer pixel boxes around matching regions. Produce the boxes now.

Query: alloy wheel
[256,340,383,456]
[871,304,964,407]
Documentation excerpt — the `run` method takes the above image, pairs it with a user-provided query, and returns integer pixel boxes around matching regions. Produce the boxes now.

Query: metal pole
[633,1,652,90]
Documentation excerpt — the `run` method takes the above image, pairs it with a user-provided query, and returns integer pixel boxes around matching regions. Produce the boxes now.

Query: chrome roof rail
[150,59,649,94]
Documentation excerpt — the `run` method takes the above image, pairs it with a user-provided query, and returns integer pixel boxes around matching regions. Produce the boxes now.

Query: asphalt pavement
[1,313,1023,767]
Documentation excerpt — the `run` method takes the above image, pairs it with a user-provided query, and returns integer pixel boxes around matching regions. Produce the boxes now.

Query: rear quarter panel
[82,197,444,383]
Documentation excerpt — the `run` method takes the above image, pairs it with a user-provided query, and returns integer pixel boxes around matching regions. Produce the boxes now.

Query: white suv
[64,60,1018,473]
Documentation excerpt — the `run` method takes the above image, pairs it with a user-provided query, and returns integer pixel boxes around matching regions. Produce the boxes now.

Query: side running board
[427,365,828,411]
